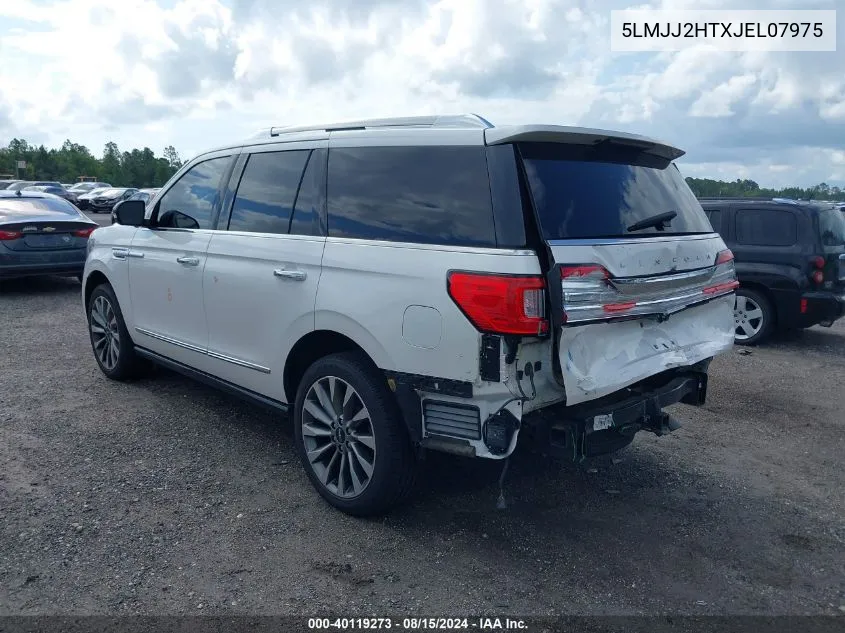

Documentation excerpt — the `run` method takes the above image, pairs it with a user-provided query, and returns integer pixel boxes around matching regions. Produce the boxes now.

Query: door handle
[273,269,307,281]
[176,256,200,266]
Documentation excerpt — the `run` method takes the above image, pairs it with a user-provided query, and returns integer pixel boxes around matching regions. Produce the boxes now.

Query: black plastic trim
[479,334,501,382]
[385,370,473,399]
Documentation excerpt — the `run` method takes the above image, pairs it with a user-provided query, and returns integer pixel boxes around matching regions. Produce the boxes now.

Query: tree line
[0,139,183,188]
[685,177,845,202]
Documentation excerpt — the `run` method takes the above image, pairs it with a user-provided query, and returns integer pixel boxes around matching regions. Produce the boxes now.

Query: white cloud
[0,0,842,188]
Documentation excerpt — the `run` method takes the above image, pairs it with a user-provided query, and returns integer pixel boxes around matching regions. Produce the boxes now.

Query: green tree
[0,138,181,186]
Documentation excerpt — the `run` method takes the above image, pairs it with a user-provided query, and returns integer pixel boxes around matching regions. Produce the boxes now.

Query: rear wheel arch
[283,330,381,405]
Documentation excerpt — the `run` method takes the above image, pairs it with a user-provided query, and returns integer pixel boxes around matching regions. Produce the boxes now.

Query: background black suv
[700,198,845,344]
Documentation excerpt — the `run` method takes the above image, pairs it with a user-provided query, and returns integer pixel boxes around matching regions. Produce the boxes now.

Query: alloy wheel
[90,295,121,371]
[734,294,764,341]
[301,376,376,499]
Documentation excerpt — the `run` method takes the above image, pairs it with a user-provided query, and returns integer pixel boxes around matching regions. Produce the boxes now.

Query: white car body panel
[560,295,734,405]
[202,231,325,400]
[127,228,214,370]
[316,237,542,381]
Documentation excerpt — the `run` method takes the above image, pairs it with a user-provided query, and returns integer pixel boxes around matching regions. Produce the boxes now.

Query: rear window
[519,143,712,240]
[818,208,845,248]
[327,146,495,247]
[735,208,797,247]
[0,196,78,219]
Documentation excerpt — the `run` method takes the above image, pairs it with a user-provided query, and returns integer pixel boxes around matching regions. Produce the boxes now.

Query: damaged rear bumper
[521,365,709,461]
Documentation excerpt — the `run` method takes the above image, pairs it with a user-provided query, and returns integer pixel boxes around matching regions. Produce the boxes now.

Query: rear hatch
[506,132,736,405]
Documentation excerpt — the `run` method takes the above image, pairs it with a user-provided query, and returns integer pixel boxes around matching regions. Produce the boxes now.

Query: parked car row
[0,180,142,214]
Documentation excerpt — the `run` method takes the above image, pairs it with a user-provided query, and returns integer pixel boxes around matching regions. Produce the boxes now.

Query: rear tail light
[812,256,825,269]
[447,272,549,336]
[715,249,735,265]
[73,227,96,238]
[0,230,22,240]
[811,270,824,284]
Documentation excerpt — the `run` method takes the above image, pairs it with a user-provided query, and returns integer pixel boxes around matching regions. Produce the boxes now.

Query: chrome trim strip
[135,327,271,374]
[609,266,716,294]
[135,328,206,354]
[207,350,271,374]
[565,289,736,325]
[547,234,719,246]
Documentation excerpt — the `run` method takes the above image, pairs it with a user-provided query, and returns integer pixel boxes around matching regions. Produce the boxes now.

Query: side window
[735,208,797,247]
[704,208,721,232]
[228,150,310,234]
[326,146,495,247]
[290,149,325,237]
[156,156,230,230]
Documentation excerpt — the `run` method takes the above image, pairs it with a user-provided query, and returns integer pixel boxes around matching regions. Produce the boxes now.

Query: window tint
[735,208,797,246]
[228,150,310,234]
[290,149,324,237]
[0,196,79,218]
[704,209,721,232]
[156,156,230,230]
[519,143,711,240]
[818,208,845,248]
[327,146,495,246]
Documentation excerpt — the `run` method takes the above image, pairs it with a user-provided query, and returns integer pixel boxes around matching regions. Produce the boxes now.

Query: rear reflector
[800,298,808,313]
[0,230,22,240]
[448,272,549,336]
[73,227,96,238]
[702,280,740,295]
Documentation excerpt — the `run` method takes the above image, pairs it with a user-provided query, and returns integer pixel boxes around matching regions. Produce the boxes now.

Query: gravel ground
[1,274,844,616]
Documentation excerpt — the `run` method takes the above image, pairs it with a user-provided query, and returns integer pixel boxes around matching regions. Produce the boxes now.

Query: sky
[0,0,843,188]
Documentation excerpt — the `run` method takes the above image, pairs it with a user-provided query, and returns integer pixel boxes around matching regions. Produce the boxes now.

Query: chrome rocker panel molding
[135,327,271,374]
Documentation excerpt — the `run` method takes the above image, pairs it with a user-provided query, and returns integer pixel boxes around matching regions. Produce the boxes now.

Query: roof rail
[264,113,494,138]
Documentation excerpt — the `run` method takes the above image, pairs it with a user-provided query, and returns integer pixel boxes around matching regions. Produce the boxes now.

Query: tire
[293,352,417,516]
[734,287,774,346]
[87,283,143,380]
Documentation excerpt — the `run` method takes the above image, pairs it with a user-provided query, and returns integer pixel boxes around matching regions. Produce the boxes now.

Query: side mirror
[158,209,199,230]
[114,199,146,227]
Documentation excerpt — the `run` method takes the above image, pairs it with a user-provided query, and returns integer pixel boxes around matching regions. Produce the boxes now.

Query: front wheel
[734,288,774,345]
[293,352,417,516]
[87,283,142,380]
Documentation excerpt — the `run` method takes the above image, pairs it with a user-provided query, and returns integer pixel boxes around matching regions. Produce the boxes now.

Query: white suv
[82,114,737,515]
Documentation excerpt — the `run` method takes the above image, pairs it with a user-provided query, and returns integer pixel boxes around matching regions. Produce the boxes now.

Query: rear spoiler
[484,125,685,162]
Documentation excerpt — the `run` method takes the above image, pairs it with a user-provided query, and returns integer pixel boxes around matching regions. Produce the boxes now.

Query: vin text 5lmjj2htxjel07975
[81,114,737,516]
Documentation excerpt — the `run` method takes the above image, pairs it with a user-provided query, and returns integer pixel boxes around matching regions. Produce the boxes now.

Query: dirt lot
[1,275,844,616]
